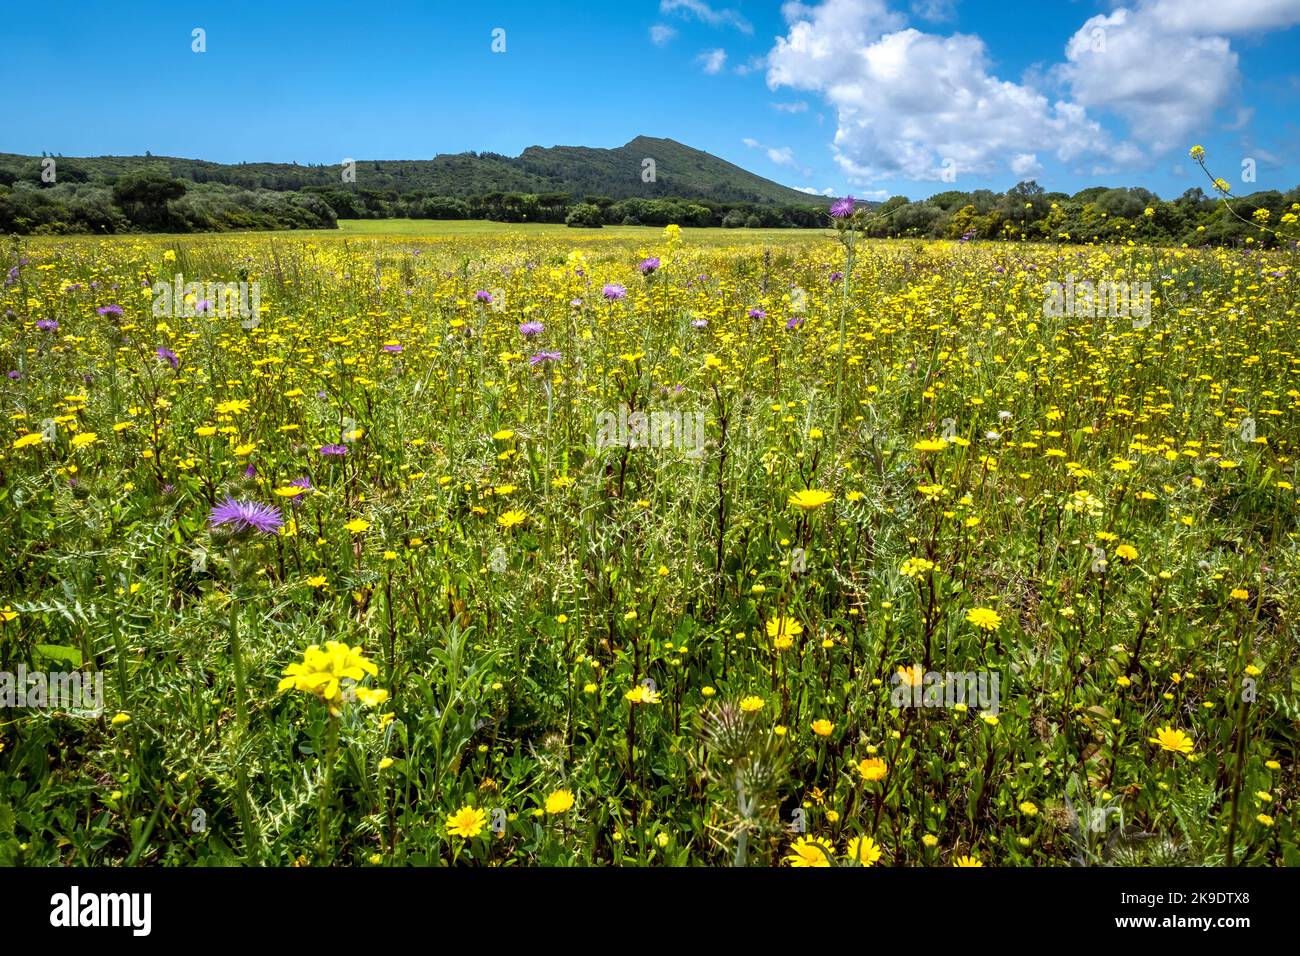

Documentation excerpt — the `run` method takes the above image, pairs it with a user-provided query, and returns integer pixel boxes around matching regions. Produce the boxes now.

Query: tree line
[2,161,1296,247]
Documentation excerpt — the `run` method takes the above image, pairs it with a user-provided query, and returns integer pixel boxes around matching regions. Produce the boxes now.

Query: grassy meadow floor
[1,226,1297,866]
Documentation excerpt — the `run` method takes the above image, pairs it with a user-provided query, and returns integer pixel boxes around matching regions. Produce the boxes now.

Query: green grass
[332,218,827,243]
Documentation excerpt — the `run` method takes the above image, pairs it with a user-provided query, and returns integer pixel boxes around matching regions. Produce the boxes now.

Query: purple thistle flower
[208,496,283,535]
[382,343,403,353]
[829,271,844,283]
[747,308,766,320]
[244,463,257,479]
[786,316,804,330]
[474,290,494,304]
[691,318,709,329]
[638,257,660,275]
[319,443,348,458]
[570,298,583,309]
[830,196,856,219]
[96,304,123,317]
[519,321,545,338]
[603,284,627,301]
[156,346,179,369]
[36,319,58,332]
[6,370,20,380]
[529,351,562,366]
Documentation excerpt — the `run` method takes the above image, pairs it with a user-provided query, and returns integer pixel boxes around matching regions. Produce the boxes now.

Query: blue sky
[3,0,1298,201]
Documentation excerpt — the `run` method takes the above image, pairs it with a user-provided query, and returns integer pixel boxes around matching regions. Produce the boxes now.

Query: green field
[332,218,827,243]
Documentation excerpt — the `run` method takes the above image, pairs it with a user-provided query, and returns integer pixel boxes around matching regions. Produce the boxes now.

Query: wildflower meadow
[2,185,1297,869]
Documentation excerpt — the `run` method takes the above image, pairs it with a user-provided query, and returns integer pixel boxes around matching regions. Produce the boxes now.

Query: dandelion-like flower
[785,836,834,867]
[965,607,1002,632]
[446,805,487,838]
[1149,726,1194,755]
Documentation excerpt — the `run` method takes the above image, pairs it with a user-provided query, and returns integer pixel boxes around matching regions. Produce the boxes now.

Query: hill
[0,136,828,207]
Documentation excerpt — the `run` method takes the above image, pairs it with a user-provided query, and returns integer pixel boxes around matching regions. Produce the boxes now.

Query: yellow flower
[900,557,935,578]
[12,433,46,449]
[788,488,833,510]
[846,836,882,866]
[275,485,308,498]
[766,616,803,650]
[544,789,575,814]
[739,695,765,713]
[1019,801,1039,816]
[811,719,834,737]
[1115,544,1138,562]
[1149,726,1194,755]
[624,684,661,705]
[446,805,487,839]
[277,641,382,709]
[344,518,370,534]
[954,855,983,867]
[896,664,924,687]
[498,509,528,529]
[785,836,834,867]
[1229,588,1250,601]
[856,757,888,781]
[378,757,394,771]
[492,429,515,441]
[965,607,1002,632]
[913,438,947,453]
[110,712,131,726]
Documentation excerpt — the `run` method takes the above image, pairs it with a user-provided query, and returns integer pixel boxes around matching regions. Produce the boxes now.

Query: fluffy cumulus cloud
[1060,0,1300,153]
[766,0,1300,183]
[769,4,1108,182]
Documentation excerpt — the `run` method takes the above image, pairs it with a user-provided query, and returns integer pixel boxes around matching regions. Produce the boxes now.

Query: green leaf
[34,644,82,668]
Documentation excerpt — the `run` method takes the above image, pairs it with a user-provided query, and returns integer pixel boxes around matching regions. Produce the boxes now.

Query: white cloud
[661,0,753,34]
[697,48,728,74]
[1010,153,1043,177]
[772,100,810,113]
[766,0,1300,184]
[910,0,956,21]
[649,24,677,46]
[1060,1,1300,154]
[794,186,836,195]
[769,7,1110,183]
[743,137,810,174]
[1142,0,1300,35]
